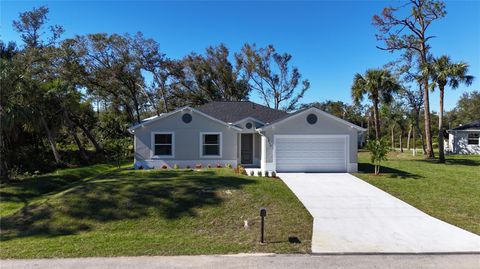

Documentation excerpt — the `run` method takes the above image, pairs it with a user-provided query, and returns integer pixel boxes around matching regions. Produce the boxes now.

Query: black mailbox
[260,208,267,243]
[260,208,267,217]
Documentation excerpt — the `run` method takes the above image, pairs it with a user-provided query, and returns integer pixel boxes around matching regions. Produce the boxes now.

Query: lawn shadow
[0,165,111,208]
[0,169,255,241]
[417,157,480,167]
[358,163,423,179]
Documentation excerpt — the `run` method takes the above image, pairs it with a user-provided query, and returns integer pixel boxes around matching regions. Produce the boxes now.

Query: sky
[1,0,479,111]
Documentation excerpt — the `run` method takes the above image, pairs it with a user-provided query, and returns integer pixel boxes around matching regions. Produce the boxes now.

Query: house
[446,120,480,154]
[128,101,366,173]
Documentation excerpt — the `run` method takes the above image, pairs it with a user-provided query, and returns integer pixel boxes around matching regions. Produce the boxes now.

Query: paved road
[1,254,479,269]
[279,173,480,253]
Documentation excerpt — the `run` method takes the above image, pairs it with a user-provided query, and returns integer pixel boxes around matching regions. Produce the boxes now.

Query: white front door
[274,135,348,172]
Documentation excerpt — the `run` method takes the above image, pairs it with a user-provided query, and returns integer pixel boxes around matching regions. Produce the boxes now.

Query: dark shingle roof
[451,120,480,130]
[195,101,288,123]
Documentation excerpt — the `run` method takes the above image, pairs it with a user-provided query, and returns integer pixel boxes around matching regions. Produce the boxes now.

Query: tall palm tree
[429,56,474,163]
[352,69,401,140]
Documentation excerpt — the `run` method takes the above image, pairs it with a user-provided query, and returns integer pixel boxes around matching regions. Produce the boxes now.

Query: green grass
[0,166,312,258]
[355,151,480,235]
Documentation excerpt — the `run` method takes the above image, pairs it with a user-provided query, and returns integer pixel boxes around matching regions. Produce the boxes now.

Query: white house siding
[448,131,480,154]
[261,110,359,172]
[133,109,239,169]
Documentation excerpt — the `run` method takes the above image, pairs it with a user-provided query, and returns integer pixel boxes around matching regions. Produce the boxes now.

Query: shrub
[186,165,191,169]
[226,163,232,169]
[216,163,223,168]
[249,170,255,176]
[161,164,168,169]
[234,165,246,175]
[240,167,247,175]
[256,170,262,177]
[173,164,179,169]
[265,171,269,177]
[195,164,202,169]
[366,139,389,175]
[207,164,212,168]
[271,171,276,178]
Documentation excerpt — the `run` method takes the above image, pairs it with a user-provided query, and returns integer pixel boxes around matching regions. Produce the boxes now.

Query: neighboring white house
[446,120,480,154]
[128,101,366,173]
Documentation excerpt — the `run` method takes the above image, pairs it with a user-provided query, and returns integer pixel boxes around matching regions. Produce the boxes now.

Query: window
[153,133,174,157]
[467,133,479,145]
[201,133,222,157]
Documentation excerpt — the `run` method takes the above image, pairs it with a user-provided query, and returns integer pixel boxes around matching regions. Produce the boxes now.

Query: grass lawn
[0,166,312,258]
[355,151,480,235]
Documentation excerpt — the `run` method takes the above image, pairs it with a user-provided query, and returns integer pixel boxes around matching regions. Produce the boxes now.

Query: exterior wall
[261,110,360,172]
[448,131,480,154]
[133,110,239,168]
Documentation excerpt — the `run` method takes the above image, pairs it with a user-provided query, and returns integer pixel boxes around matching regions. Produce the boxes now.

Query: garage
[274,135,348,172]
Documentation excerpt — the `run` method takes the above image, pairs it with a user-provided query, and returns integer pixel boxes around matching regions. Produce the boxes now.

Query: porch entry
[241,134,254,165]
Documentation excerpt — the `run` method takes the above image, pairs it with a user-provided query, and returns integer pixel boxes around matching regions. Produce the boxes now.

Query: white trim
[261,135,267,173]
[273,134,349,172]
[200,132,223,158]
[129,106,242,132]
[151,132,175,159]
[259,107,366,132]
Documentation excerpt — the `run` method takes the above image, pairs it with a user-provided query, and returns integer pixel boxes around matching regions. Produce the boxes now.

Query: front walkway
[2,254,479,269]
[279,173,480,253]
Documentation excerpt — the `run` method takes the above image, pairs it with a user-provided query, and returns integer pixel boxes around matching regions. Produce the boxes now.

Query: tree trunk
[421,45,435,158]
[413,125,417,156]
[64,110,89,163]
[400,131,403,153]
[438,86,445,163]
[391,125,395,151]
[0,132,9,181]
[40,115,62,164]
[74,120,104,155]
[133,96,142,124]
[153,73,169,113]
[407,124,412,150]
[373,101,381,140]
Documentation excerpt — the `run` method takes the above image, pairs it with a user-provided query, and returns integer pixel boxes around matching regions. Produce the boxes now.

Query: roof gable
[128,106,242,133]
[258,107,367,132]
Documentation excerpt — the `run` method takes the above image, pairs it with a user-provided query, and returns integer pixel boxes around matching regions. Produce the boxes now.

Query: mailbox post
[260,208,267,243]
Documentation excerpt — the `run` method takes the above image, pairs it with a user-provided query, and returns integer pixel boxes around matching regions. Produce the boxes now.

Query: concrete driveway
[279,173,480,253]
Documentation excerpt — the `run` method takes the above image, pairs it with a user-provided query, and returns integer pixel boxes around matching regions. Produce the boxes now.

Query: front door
[241,134,254,165]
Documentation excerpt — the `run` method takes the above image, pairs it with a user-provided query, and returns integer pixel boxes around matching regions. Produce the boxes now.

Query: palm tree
[429,56,474,163]
[352,69,401,140]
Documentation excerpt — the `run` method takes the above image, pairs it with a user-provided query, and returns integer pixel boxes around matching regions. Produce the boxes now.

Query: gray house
[129,101,366,173]
[447,120,480,154]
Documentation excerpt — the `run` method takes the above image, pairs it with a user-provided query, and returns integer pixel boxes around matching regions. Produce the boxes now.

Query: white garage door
[275,135,348,172]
